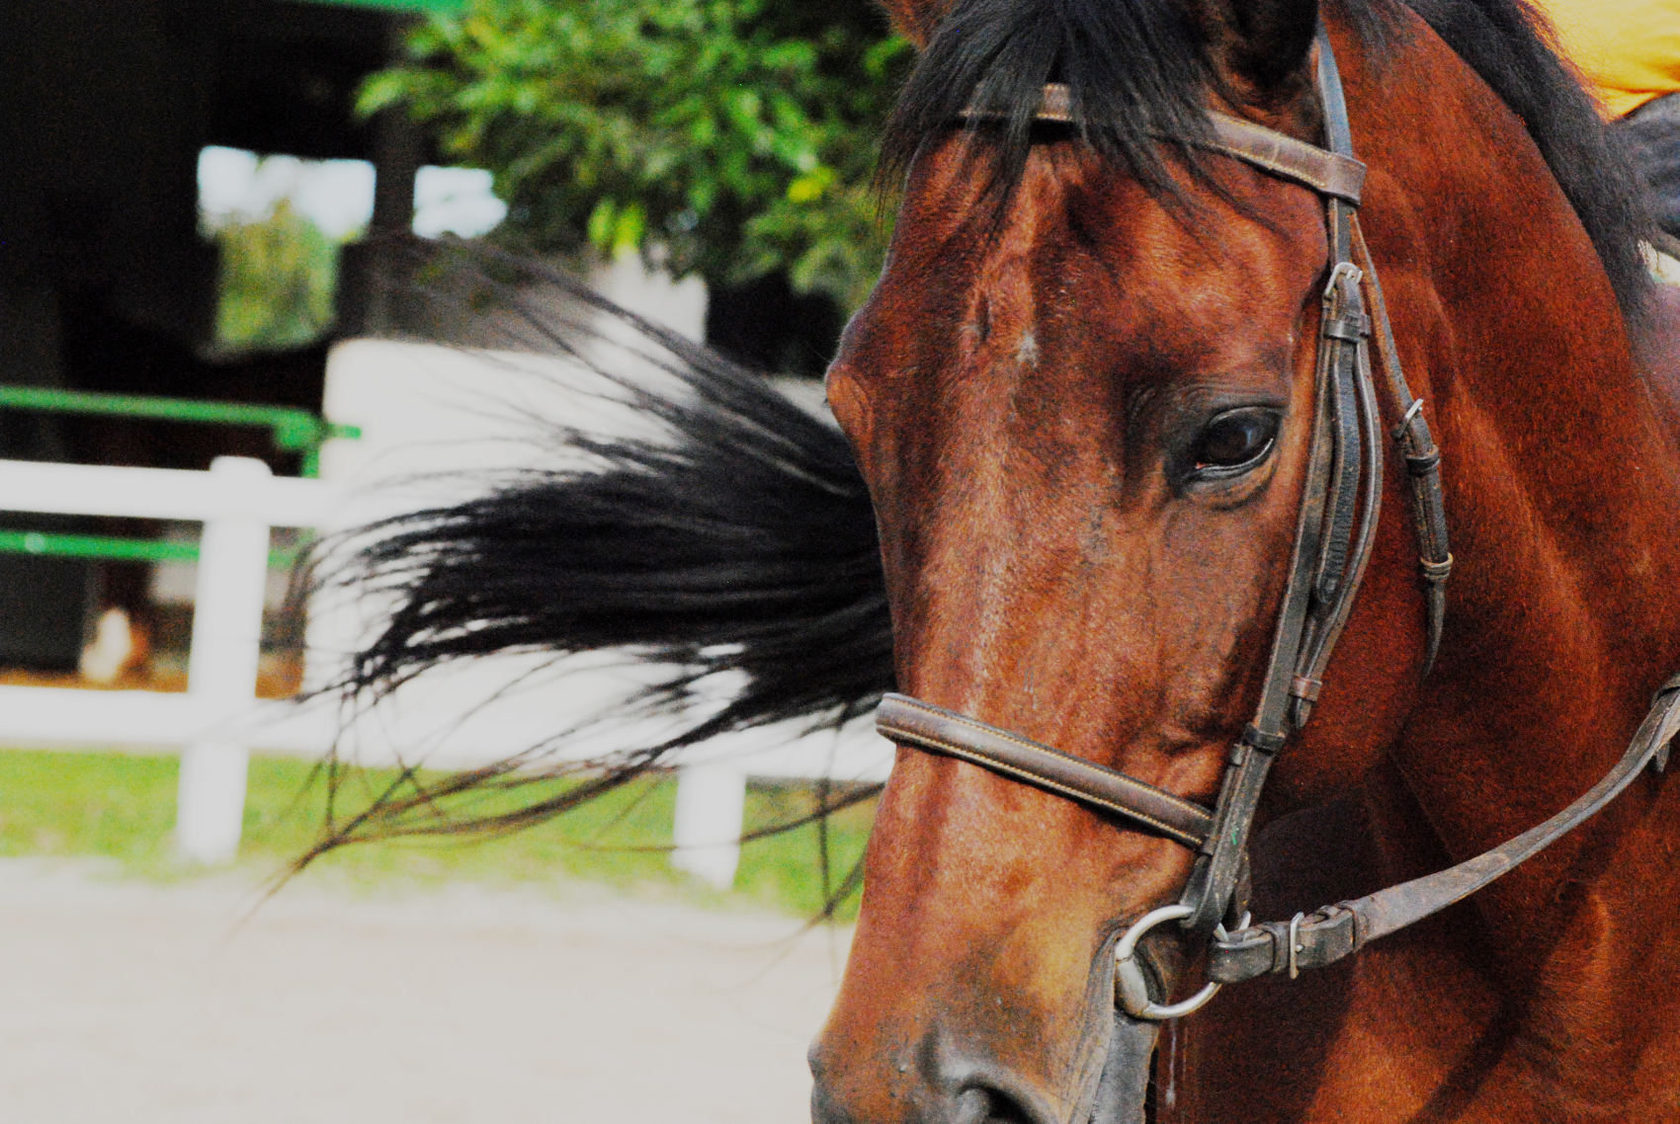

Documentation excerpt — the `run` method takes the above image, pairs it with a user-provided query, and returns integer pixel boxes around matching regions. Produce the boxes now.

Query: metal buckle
[1114,904,1248,1021]
[1397,396,1426,431]
[1287,911,1306,980]
[1322,260,1363,303]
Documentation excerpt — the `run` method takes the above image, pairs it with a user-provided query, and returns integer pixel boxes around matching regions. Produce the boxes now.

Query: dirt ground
[0,859,849,1123]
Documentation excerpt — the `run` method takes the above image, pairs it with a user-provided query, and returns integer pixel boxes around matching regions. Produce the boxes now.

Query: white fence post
[671,764,749,890]
[175,456,272,864]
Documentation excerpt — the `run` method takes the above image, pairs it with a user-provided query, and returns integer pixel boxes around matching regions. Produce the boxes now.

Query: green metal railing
[0,387,361,478]
[0,530,302,569]
[0,387,359,568]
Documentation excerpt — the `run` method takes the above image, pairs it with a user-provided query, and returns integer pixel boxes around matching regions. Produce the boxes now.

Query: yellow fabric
[1535,0,1680,117]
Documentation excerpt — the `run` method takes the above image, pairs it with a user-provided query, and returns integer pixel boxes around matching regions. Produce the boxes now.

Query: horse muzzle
[809,1014,1158,1124]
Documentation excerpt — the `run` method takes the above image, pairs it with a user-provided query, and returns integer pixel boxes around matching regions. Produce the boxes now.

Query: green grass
[0,749,876,919]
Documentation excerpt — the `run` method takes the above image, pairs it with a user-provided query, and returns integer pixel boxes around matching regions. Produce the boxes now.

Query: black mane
[881,0,1654,319]
[297,247,891,862]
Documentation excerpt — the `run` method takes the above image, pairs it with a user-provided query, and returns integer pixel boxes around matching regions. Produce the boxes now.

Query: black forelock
[880,0,1212,199]
[879,0,1654,320]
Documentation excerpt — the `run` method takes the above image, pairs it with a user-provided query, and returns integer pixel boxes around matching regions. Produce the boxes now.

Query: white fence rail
[0,453,890,883]
[0,455,341,862]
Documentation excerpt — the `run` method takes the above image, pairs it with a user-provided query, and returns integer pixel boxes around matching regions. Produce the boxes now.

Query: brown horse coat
[814,1,1680,1120]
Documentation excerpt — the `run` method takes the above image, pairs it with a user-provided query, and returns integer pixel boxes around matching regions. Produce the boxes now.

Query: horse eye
[1190,408,1280,477]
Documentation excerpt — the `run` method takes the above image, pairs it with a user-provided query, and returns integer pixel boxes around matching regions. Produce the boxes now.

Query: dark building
[0,0,454,666]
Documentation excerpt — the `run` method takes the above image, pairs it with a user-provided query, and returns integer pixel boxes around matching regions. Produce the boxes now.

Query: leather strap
[1203,113,1366,205]
[960,84,1367,206]
[876,672,1680,984]
[1177,34,1380,932]
[1209,673,1680,983]
[1290,262,1386,730]
[1350,213,1453,672]
[876,693,1214,849]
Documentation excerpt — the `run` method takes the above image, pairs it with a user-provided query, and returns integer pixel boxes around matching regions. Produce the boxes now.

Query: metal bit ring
[1113,904,1221,1021]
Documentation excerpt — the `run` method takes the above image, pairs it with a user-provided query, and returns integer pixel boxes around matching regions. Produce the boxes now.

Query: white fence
[0,451,891,884]
[0,456,337,863]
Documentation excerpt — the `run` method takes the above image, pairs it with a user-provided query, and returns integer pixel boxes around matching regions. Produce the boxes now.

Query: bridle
[874,30,1680,1020]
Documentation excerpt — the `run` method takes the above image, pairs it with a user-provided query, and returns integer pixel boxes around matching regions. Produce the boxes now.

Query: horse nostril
[950,1081,1054,1124]
[954,1087,1029,1124]
[810,1032,1058,1124]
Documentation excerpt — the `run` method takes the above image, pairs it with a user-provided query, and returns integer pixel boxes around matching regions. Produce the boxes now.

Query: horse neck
[1349,32,1680,978]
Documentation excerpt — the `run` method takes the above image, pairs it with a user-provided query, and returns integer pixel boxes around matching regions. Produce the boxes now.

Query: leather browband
[958,83,1367,205]
[1204,113,1366,204]
[876,693,1214,849]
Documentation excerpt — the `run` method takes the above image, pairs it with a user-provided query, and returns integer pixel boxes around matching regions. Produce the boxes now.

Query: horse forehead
[875,152,1315,375]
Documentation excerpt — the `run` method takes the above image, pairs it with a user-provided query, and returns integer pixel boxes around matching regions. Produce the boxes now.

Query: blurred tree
[212,199,340,352]
[358,0,910,312]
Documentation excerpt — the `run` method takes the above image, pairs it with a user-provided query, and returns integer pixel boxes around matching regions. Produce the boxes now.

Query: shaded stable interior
[0,0,446,669]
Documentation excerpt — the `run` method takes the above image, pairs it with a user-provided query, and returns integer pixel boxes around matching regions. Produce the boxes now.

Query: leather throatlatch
[1207,672,1680,983]
[876,25,1676,1018]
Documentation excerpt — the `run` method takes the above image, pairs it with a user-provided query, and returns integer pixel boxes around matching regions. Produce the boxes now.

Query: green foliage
[212,198,340,353]
[0,749,874,918]
[359,0,910,311]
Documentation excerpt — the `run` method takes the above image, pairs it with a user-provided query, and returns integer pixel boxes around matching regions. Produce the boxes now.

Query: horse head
[811,0,1680,1120]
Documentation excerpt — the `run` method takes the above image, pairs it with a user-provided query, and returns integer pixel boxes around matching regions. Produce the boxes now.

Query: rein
[875,31,1680,1020]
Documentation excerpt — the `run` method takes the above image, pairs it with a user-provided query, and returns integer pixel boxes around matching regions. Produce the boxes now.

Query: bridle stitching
[905,736,1200,846]
[885,705,1211,818]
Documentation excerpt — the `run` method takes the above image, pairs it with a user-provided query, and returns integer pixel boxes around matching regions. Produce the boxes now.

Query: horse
[310,0,1680,1119]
